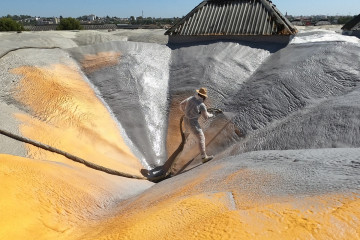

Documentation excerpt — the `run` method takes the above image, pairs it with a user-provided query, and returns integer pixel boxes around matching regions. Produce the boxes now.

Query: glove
[208,113,214,118]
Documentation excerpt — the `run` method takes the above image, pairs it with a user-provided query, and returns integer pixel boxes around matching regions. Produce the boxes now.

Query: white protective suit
[179,94,213,157]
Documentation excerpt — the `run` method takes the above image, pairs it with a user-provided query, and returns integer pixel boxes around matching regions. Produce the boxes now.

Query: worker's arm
[199,104,213,120]
[179,98,188,113]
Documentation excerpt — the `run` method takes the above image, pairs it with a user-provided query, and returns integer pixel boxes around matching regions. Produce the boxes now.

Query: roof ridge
[165,0,297,36]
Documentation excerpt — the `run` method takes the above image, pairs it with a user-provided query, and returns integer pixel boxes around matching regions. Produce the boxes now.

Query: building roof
[342,14,360,31]
[165,0,297,36]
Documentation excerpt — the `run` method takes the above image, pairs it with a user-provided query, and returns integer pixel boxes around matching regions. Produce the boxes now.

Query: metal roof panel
[165,0,297,36]
[342,14,360,31]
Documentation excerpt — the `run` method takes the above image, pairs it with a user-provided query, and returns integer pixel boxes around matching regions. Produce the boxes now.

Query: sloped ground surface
[0,154,153,240]
[1,28,360,239]
[221,40,360,156]
[68,41,171,167]
[0,31,155,239]
[81,148,360,240]
[0,47,142,175]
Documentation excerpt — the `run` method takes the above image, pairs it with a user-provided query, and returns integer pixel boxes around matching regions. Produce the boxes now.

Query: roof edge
[259,0,298,34]
[165,1,208,35]
[342,14,360,31]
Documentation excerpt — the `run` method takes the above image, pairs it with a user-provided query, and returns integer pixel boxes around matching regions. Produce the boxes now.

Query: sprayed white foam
[290,29,360,44]
[77,63,152,169]
[140,70,170,161]
[128,47,171,165]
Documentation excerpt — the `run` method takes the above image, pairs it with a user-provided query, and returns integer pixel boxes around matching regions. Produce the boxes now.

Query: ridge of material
[0,46,61,59]
[165,0,297,37]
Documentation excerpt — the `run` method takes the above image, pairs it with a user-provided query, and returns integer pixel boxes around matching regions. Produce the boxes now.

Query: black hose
[0,109,223,182]
[0,128,147,180]
[141,115,185,182]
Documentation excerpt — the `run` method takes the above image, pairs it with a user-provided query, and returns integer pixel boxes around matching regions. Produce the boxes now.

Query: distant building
[24,24,118,31]
[332,18,339,24]
[342,14,360,38]
[291,19,304,26]
[116,24,140,29]
[24,25,57,31]
[315,19,331,26]
[37,18,56,25]
[165,0,297,44]
[302,18,313,26]
[316,15,328,20]
[87,14,96,21]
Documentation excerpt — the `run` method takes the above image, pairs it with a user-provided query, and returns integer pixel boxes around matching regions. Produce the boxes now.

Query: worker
[180,87,214,163]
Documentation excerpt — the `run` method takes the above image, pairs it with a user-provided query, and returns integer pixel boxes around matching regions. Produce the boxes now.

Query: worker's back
[181,96,205,119]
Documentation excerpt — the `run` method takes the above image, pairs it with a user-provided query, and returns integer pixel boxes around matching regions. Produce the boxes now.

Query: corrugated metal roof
[165,0,297,36]
[342,14,360,31]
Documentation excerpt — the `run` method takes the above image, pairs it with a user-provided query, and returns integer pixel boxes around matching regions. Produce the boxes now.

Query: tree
[338,16,355,25]
[0,17,24,31]
[130,16,136,24]
[56,17,83,30]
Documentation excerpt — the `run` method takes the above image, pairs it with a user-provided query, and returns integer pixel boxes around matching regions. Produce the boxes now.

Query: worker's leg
[189,119,206,157]
[183,117,191,140]
[195,130,206,157]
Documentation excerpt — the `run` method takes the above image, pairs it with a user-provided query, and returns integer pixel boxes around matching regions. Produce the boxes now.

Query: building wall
[168,35,293,44]
[343,30,360,38]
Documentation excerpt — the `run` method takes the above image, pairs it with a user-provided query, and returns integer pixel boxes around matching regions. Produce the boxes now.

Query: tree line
[0,17,25,31]
[1,14,358,31]
[0,17,83,31]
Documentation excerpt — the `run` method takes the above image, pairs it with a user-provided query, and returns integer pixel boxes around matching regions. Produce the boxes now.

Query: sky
[1,0,359,18]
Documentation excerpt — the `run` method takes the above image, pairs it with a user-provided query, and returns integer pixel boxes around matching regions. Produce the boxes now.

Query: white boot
[201,155,214,163]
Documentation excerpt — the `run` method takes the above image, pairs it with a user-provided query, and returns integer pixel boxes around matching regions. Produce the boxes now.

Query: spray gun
[207,107,223,115]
